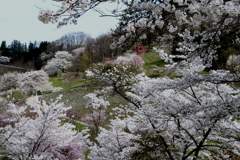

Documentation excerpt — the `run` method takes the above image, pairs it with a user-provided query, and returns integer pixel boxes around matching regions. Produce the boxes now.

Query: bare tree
[52,32,89,52]
[85,33,115,63]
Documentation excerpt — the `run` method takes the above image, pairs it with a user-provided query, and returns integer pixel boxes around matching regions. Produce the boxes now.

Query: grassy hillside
[141,52,168,78]
[40,51,165,122]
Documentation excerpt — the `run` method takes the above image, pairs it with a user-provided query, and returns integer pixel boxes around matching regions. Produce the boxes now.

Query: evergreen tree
[0,41,10,57]
[0,41,7,52]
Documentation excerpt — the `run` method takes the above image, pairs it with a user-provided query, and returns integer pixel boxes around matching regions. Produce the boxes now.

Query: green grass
[49,72,90,91]
[62,79,91,91]
[143,59,166,70]
[69,119,87,131]
[141,52,168,78]
[199,71,209,74]
[49,76,65,88]
[2,91,26,102]
[0,156,11,160]
[10,92,24,99]
[142,52,167,67]
[62,119,87,132]
[141,51,161,63]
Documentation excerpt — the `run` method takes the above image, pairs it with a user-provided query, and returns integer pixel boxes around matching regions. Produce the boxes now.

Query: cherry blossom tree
[85,52,145,93]
[0,72,18,95]
[0,96,87,160]
[39,0,240,69]
[226,54,240,74]
[0,56,10,64]
[0,71,55,96]
[17,70,55,95]
[82,109,106,137]
[37,0,240,159]
[86,54,240,160]
[43,51,73,76]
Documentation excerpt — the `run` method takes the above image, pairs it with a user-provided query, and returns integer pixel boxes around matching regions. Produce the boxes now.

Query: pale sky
[0,0,119,45]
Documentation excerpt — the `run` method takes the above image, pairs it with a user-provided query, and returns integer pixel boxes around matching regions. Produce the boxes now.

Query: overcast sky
[0,0,119,45]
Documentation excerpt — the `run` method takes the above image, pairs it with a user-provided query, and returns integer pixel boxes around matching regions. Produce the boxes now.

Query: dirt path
[25,96,41,106]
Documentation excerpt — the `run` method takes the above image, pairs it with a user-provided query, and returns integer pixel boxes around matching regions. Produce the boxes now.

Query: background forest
[0,31,115,71]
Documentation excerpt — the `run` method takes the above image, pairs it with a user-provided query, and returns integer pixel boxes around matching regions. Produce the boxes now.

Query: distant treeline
[0,40,49,69]
[0,32,91,70]
[0,31,118,72]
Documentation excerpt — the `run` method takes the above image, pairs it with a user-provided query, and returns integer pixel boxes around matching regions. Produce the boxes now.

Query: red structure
[132,45,146,54]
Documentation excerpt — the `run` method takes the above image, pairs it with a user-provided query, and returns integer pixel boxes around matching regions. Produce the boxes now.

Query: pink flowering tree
[82,110,106,137]
[104,53,145,67]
